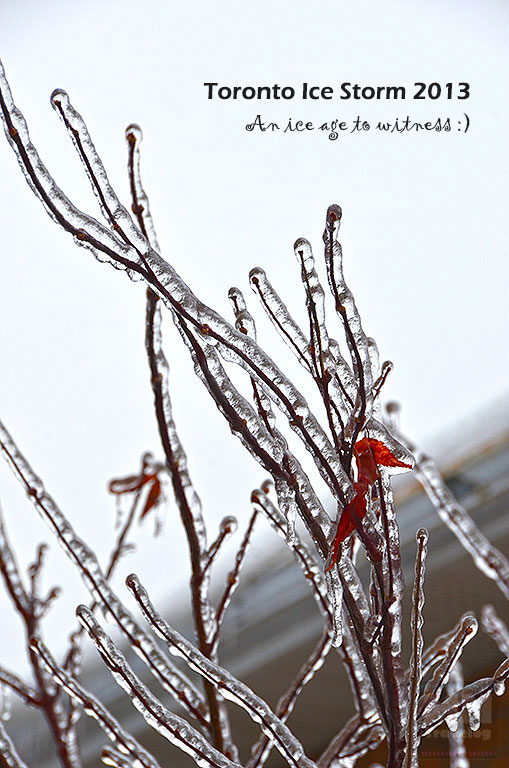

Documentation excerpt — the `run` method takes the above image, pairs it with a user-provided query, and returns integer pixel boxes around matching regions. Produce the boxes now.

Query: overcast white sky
[0,0,508,675]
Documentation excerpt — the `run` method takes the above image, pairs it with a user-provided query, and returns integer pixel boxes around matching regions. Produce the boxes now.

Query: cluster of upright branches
[0,60,508,768]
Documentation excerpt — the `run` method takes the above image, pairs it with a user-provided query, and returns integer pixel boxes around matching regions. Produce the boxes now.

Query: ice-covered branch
[228,288,333,548]
[0,420,208,727]
[63,454,149,677]
[415,451,509,599]
[247,631,332,768]
[130,124,236,756]
[0,668,38,709]
[0,722,29,768]
[76,608,240,768]
[323,206,373,453]
[251,488,330,621]
[387,409,509,601]
[481,604,509,657]
[126,574,318,768]
[0,62,353,511]
[317,716,383,768]
[211,510,258,654]
[0,507,31,617]
[418,614,478,719]
[419,657,509,736]
[31,638,162,768]
[0,505,82,768]
[249,269,315,375]
[403,528,428,768]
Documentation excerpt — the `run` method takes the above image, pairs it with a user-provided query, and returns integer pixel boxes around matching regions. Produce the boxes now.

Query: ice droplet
[221,516,238,535]
[445,712,461,732]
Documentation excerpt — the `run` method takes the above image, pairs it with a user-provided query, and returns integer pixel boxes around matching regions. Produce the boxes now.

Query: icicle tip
[125,123,143,144]
[50,88,70,110]
[221,516,238,535]
[324,204,342,242]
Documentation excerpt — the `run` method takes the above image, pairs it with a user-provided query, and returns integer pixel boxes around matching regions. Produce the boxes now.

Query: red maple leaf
[326,438,412,570]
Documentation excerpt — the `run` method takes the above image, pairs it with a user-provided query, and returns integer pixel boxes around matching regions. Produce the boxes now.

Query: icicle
[126,575,317,768]
[447,664,470,768]
[324,567,343,646]
[465,693,490,732]
[481,604,509,657]
[444,712,462,733]
[0,420,208,725]
[404,528,428,768]
[76,608,240,768]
